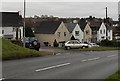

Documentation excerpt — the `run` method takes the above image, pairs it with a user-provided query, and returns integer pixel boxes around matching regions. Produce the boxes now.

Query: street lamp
[23,0,26,47]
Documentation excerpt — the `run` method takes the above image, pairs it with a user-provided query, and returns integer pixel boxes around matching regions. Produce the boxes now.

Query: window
[75,31,79,36]
[2,30,4,34]
[58,32,61,37]
[104,29,105,34]
[12,27,16,32]
[64,32,67,36]
[100,30,102,34]
[86,30,89,35]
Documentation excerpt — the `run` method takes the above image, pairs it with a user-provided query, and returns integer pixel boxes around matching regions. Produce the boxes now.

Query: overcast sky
[1,1,120,20]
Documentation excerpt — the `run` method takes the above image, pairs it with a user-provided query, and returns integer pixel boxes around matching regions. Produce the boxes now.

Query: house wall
[72,24,83,42]
[2,26,23,39]
[55,22,71,43]
[35,34,55,46]
[97,23,107,41]
[107,29,113,40]
[84,24,92,43]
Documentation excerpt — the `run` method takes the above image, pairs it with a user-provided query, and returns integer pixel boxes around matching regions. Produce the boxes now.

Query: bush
[53,39,59,47]
[100,40,120,47]
[11,40,23,46]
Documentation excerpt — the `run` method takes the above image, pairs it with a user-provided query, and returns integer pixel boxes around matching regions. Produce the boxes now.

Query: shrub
[100,40,120,47]
[11,40,23,46]
[53,39,59,47]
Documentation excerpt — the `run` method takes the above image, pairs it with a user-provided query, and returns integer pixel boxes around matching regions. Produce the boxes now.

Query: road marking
[0,78,5,81]
[56,53,61,55]
[88,57,100,61]
[35,63,71,72]
[81,57,100,62]
[107,54,117,57]
[81,60,87,62]
[66,53,70,54]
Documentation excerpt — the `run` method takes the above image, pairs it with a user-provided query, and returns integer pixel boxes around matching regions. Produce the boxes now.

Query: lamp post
[23,0,26,47]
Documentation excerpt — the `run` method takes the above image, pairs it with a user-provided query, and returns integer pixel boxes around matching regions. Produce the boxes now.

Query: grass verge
[1,39,54,60]
[106,71,120,81]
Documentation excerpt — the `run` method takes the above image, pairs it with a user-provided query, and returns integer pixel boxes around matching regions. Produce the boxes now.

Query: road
[2,50,119,79]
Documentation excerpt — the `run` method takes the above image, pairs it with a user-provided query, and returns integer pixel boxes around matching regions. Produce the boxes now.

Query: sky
[1,0,120,21]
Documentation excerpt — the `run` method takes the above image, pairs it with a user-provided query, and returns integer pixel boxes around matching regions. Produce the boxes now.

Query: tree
[25,26,35,37]
[53,39,59,47]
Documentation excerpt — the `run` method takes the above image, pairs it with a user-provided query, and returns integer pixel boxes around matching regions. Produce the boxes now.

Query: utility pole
[106,7,108,19]
[23,0,26,47]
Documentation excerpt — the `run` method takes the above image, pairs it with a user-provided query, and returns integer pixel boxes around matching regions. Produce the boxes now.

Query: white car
[64,40,89,50]
[88,43,99,47]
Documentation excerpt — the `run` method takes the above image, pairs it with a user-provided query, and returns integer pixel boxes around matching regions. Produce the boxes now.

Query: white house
[106,24,113,40]
[97,22,107,41]
[1,12,23,39]
[72,24,84,42]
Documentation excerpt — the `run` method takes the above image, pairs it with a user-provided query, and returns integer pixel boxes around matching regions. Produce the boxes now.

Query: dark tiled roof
[105,23,113,30]
[35,21,61,34]
[78,21,87,31]
[89,22,102,31]
[0,12,23,27]
[64,23,77,33]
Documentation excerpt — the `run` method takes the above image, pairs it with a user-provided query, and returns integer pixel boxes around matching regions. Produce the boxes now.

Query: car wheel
[33,41,38,46]
[82,46,86,49]
[67,46,71,50]
[35,48,39,51]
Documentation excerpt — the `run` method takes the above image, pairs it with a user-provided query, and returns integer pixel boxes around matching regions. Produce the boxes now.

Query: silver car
[88,43,99,47]
[64,40,88,50]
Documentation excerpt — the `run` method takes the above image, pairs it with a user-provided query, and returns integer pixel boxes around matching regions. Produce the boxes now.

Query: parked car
[88,43,99,47]
[24,37,40,51]
[64,40,89,50]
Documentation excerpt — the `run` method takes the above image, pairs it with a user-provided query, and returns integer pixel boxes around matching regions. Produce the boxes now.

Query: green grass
[1,39,54,60]
[106,71,120,81]
[67,46,120,51]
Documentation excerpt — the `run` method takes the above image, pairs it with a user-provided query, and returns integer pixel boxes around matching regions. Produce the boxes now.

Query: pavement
[2,50,119,79]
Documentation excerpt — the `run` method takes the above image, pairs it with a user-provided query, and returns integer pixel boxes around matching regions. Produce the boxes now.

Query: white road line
[56,53,61,55]
[0,78,5,81]
[107,54,117,57]
[66,53,70,54]
[81,60,87,62]
[35,63,71,72]
[88,57,100,61]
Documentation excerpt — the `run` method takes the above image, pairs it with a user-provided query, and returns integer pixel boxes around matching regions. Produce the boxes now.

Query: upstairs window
[104,29,105,34]
[100,30,102,34]
[64,32,67,36]
[75,31,79,36]
[58,32,61,37]
[86,30,89,35]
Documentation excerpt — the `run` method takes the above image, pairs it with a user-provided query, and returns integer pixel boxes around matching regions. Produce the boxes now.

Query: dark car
[25,37,40,51]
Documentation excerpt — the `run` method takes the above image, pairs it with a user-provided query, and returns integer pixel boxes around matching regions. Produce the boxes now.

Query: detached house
[83,23,92,43]
[1,12,23,39]
[35,21,61,46]
[106,24,113,40]
[55,22,71,46]
[90,22,112,43]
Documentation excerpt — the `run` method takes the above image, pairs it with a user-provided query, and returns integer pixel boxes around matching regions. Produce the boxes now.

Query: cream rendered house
[84,23,92,43]
[55,22,71,46]
[35,21,61,46]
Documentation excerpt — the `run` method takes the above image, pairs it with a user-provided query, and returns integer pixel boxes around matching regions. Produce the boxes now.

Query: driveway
[39,46,67,53]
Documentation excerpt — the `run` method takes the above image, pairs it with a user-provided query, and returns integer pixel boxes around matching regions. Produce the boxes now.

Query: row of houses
[0,12,113,47]
[35,21,112,47]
